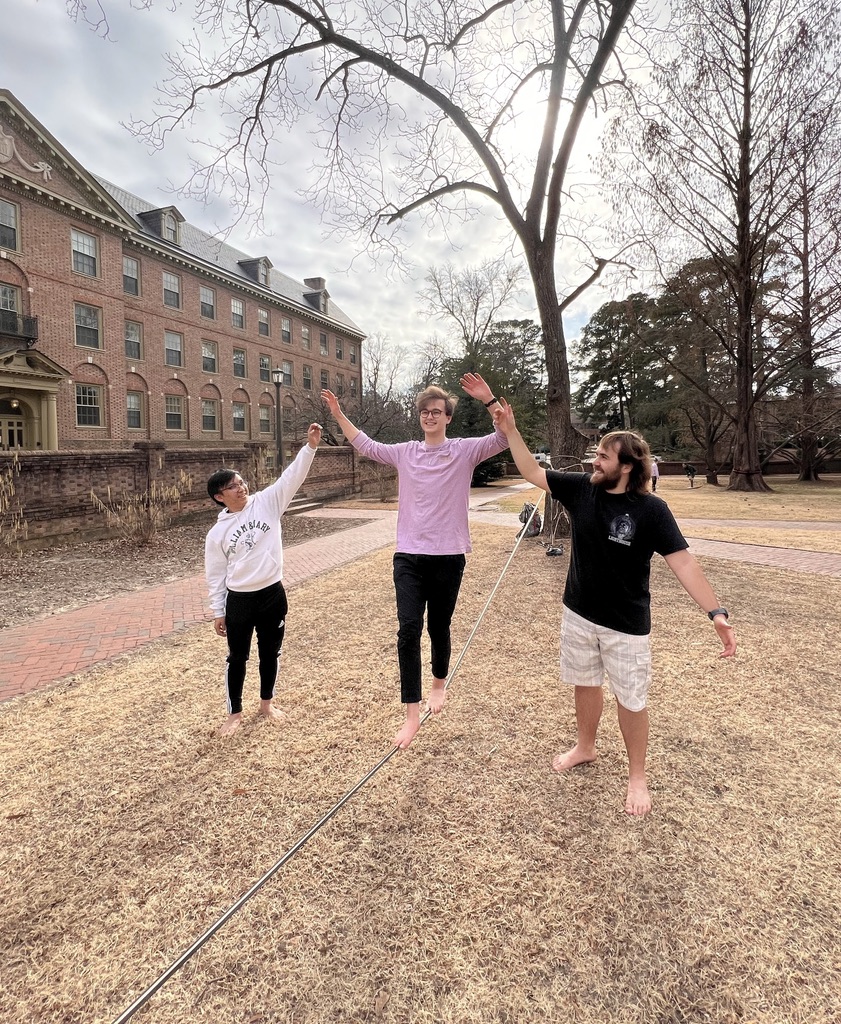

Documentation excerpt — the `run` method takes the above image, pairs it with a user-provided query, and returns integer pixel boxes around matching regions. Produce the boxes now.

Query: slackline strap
[111,493,545,1024]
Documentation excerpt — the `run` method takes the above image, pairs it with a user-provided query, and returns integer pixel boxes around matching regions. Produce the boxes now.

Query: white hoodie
[205,444,317,617]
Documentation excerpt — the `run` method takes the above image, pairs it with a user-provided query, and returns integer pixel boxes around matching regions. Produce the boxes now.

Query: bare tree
[99,0,644,462]
[774,75,841,480]
[607,0,840,490]
[419,258,524,359]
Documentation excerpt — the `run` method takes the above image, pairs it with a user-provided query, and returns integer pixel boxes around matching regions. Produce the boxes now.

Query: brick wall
[0,442,396,546]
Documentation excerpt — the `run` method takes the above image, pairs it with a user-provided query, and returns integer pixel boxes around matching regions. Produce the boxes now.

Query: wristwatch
[484,397,499,407]
[707,607,729,621]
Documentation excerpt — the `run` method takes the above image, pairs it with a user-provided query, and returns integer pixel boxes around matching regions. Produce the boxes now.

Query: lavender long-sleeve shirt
[352,429,509,555]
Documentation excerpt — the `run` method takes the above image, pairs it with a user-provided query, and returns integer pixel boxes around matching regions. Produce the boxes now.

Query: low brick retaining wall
[0,442,396,547]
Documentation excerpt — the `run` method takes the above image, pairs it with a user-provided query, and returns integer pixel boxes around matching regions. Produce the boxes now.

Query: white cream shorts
[559,606,651,711]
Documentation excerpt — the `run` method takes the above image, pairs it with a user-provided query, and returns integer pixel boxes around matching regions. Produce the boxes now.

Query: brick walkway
[1,489,839,702]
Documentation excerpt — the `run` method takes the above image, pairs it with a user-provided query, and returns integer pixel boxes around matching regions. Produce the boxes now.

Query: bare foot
[624,777,652,816]
[425,681,447,715]
[394,705,421,750]
[260,702,287,727]
[552,744,597,773]
[217,713,242,737]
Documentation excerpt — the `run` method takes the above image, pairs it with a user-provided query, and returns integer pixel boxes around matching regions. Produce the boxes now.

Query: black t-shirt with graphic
[546,471,688,635]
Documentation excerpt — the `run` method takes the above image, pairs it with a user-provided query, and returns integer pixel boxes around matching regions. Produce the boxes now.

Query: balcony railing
[0,311,39,345]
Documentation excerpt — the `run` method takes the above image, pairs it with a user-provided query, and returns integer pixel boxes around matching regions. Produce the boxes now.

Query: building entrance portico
[0,350,67,451]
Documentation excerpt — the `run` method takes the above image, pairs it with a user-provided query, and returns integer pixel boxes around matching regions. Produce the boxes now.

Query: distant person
[205,423,322,737]
[650,458,660,492]
[493,400,736,816]
[683,462,697,488]
[321,374,508,750]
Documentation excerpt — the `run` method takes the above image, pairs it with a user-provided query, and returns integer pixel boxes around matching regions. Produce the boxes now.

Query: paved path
[2,486,839,702]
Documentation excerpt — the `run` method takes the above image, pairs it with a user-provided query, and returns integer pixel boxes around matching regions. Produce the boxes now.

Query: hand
[321,389,340,417]
[713,617,736,658]
[491,397,517,436]
[460,372,494,404]
[214,616,227,637]
[307,422,323,447]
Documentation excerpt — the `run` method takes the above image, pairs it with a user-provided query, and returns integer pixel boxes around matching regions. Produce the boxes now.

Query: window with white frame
[163,272,181,308]
[127,391,144,429]
[75,384,102,426]
[231,298,245,329]
[233,348,247,378]
[165,330,183,367]
[281,360,293,386]
[258,308,270,336]
[202,399,218,431]
[349,343,357,365]
[320,368,329,389]
[163,212,179,243]
[71,228,98,276]
[335,337,344,360]
[232,401,247,432]
[282,404,294,432]
[319,332,329,356]
[0,200,18,250]
[202,340,217,374]
[74,303,101,349]
[302,364,313,390]
[258,262,269,285]
[123,256,140,295]
[281,317,291,343]
[259,405,271,433]
[349,376,358,397]
[200,286,216,319]
[259,354,271,382]
[336,372,345,396]
[124,321,142,359]
[301,325,311,349]
[1,285,20,335]
[165,395,183,429]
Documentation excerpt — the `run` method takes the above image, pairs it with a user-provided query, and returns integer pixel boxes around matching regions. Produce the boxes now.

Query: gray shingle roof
[96,176,363,336]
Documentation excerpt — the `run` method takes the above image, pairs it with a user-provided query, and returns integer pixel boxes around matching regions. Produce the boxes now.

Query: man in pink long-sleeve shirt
[322,374,508,748]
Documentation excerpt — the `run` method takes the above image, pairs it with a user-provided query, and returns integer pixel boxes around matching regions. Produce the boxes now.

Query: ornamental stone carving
[0,126,52,182]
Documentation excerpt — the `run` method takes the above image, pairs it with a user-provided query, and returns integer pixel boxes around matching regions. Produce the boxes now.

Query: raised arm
[460,372,500,413]
[321,389,360,444]
[664,549,737,658]
[492,398,549,491]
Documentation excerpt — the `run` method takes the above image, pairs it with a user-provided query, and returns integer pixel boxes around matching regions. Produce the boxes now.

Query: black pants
[224,582,288,714]
[393,553,466,705]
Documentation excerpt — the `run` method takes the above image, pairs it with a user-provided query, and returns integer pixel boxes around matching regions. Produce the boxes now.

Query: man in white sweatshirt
[205,422,322,736]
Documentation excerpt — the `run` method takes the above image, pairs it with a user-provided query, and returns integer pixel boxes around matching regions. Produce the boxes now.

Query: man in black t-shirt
[493,401,736,816]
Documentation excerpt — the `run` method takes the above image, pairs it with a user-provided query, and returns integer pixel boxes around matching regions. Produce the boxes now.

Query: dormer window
[138,206,184,244]
[238,256,273,286]
[303,276,329,313]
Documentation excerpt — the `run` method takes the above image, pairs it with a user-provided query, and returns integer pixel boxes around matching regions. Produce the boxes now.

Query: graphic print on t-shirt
[608,513,636,547]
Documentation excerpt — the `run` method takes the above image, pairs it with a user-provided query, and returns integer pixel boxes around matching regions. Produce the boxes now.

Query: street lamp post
[271,367,284,472]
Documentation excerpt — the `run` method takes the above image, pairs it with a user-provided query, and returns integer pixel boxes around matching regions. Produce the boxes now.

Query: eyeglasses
[419,409,446,419]
[222,479,245,492]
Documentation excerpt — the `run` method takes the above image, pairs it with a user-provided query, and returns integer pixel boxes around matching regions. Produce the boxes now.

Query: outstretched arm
[664,549,737,658]
[492,399,549,491]
[321,389,360,443]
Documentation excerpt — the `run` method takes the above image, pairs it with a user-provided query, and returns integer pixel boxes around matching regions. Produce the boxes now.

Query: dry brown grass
[1,525,839,1024]
[682,526,841,554]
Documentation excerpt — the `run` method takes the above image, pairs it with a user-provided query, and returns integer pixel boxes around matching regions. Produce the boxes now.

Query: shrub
[91,471,193,546]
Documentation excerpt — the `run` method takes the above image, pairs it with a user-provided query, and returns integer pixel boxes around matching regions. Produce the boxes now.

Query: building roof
[95,176,364,337]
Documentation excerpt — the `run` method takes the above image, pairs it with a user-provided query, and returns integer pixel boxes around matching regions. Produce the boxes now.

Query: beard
[590,465,624,490]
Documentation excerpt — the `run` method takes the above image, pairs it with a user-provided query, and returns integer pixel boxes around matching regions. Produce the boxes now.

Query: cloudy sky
[7,1,615,362]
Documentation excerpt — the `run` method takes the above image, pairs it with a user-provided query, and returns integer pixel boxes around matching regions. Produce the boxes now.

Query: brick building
[0,90,365,457]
